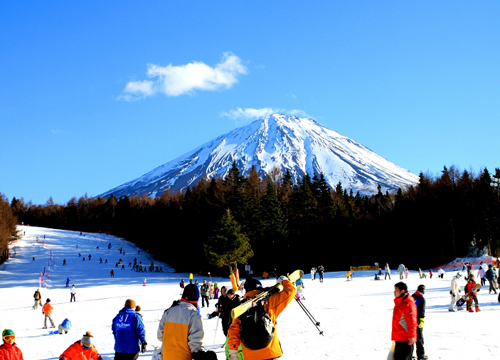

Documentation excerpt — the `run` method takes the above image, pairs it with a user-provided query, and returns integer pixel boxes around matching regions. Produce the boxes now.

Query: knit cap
[124,299,137,309]
[182,284,200,302]
[82,331,93,348]
[244,277,262,292]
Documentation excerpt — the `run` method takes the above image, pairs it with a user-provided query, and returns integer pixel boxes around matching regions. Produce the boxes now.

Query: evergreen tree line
[8,164,500,274]
[0,193,19,264]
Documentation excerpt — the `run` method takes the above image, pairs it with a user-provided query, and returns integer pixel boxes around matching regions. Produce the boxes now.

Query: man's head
[244,277,263,292]
[124,299,137,309]
[417,284,425,294]
[182,284,200,304]
[394,282,408,298]
[227,288,235,299]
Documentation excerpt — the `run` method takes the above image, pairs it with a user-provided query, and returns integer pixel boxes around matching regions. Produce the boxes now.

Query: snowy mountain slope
[2,225,499,360]
[99,114,419,199]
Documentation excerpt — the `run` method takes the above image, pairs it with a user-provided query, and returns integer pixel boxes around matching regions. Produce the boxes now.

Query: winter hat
[244,277,262,292]
[182,284,200,302]
[124,299,137,309]
[81,331,94,348]
[456,272,461,278]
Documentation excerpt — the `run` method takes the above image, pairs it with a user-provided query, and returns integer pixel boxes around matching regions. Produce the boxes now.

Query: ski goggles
[3,335,15,342]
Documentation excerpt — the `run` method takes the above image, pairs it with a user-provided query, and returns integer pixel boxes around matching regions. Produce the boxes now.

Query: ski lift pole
[294,297,324,336]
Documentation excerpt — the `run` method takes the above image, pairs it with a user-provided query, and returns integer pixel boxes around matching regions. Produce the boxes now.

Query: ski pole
[294,297,324,336]
[212,313,220,346]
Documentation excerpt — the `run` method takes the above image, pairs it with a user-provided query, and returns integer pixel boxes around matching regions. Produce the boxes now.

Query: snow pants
[449,293,459,311]
[466,295,479,311]
[394,341,413,360]
[202,296,209,308]
[488,279,497,293]
[415,327,425,359]
[44,314,55,328]
[114,352,139,360]
[385,272,391,280]
[33,299,40,309]
[70,293,76,302]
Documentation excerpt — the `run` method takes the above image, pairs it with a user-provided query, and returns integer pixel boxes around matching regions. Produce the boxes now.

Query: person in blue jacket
[112,299,147,360]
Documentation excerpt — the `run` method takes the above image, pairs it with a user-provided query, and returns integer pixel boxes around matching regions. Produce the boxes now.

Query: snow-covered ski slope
[1,225,499,359]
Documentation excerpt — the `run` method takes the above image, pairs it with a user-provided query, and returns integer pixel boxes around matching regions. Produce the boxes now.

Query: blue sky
[1,1,499,205]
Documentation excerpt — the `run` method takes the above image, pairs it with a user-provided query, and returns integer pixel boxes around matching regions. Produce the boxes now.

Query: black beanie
[244,277,262,292]
[182,284,200,302]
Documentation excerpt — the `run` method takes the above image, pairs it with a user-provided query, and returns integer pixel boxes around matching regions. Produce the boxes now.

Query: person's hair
[394,282,407,292]
[227,289,235,295]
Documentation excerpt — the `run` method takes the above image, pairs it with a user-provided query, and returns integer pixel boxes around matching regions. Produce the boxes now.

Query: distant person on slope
[465,274,480,313]
[42,299,55,329]
[485,264,498,294]
[317,265,325,283]
[397,264,405,280]
[33,288,42,309]
[385,263,391,280]
[70,285,76,302]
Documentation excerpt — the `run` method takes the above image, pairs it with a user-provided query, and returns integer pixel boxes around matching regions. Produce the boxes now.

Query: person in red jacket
[59,331,102,360]
[392,282,417,360]
[0,329,24,360]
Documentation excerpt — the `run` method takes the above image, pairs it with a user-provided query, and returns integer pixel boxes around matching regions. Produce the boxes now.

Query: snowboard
[456,284,481,307]
[231,269,304,319]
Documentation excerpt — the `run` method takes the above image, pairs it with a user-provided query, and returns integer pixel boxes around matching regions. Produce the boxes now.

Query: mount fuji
[99,114,419,199]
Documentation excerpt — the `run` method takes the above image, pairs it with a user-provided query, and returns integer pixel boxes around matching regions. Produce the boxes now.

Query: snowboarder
[70,285,76,302]
[449,273,462,312]
[42,299,55,329]
[0,329,24,360]
[412,285,427,360]
[33,288,42,309]
[112,299,147,360]
[391,282,417,360]
[228,275,296,360]
[59,331,102,360]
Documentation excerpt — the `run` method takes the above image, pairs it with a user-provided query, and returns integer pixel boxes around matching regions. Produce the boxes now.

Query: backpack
[240,301,275,350]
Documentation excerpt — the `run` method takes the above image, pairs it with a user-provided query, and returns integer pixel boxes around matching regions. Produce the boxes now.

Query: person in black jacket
[412,285,427,360]
[485,264,498,294]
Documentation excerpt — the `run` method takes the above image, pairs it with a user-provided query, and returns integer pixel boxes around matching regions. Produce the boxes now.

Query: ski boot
[475,306,481,312]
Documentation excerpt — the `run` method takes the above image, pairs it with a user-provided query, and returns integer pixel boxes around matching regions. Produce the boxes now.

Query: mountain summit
[99,114,418,198]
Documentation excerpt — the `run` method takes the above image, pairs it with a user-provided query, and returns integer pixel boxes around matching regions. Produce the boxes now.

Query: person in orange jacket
[228,275,296,360]
[0,329,24,360]
[59,331,102,360]
[42,298,55,329]
[391,282,417,360]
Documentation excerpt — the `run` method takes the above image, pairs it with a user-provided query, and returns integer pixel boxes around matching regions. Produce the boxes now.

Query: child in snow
[465,274,481,312]
[0,329,24,360]
[58,319,72,335]
[59,331,102,360]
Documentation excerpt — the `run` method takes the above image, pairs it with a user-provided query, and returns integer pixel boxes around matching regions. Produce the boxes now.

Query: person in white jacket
[397,264,405,280]
[477,267,486,286]
[70,285,76,302]
[449,273,462,311]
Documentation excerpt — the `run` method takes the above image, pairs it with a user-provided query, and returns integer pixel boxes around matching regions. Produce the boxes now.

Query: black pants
[415,327,425,359]
[70,294,76,302]
[394,341,413,360]
[114,353,139,360]
[202,296,209,307]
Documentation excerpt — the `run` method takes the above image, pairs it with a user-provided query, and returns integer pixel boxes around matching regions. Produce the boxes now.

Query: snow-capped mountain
[99,114,419,198]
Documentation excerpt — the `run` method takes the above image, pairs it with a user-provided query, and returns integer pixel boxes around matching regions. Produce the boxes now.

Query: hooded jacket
[391,292,417,342]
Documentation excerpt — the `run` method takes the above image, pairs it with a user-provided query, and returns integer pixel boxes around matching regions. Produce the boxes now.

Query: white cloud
[119,52,247,101]
[221,107,314,121]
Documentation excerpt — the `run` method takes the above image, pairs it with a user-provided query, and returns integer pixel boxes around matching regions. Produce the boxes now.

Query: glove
[141,341,147,353]
[418,318,424,329]
[277,275,288,284]
[229,349,239,360]
[450,290,452,295]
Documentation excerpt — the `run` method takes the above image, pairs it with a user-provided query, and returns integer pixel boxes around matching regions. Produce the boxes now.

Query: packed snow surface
[2,225,499,359]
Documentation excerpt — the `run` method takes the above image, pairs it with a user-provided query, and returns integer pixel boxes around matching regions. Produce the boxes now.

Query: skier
[449,273,462,312]
[157,284,216,360]
[228,275,296,360]
[42,299,55,329]
[0,329,24,360]
[70,285,76,302]
[33,288,42,309]
[412,285,427,360]
[112,299,147,360]
[59,331,102,360]
[63,259,66,266]
[110,270,114,277]
[66,277,70,288]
